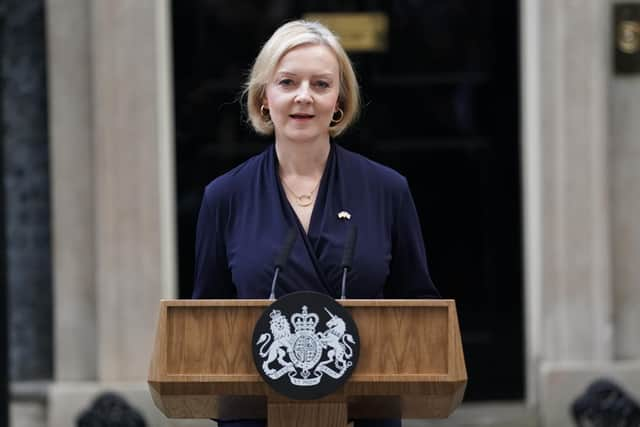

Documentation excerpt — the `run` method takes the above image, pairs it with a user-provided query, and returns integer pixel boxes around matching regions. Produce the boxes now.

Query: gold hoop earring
[331,108,344,124]
[260,105,271,122]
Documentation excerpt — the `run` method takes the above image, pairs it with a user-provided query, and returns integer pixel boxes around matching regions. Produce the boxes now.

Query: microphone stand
[340,267,348,300]
[340,225,357,300]
[269,267,281,300]
[269,227,297,300]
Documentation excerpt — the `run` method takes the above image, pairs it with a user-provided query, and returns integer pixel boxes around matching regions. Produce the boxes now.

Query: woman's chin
[281,128,329,143]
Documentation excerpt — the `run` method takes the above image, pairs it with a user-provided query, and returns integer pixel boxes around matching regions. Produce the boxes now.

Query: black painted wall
[172,0,523,400]
[1,0,52,383]
[0,0,9,423]
[0,0,9,424]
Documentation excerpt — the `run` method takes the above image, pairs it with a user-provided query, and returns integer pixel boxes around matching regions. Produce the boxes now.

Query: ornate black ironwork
[572,378,640,427]
[77,392,146,427]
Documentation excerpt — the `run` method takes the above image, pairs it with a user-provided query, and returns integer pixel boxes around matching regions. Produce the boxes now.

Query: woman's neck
[275,135,331,178]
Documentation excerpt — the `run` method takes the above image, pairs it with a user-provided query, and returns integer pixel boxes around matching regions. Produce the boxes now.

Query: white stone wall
[90,0,176,381]
[523,0,640,425]
[10,402,46,427]
[44,0,177,425]
[535,0,612,364]
[46,0,97,383]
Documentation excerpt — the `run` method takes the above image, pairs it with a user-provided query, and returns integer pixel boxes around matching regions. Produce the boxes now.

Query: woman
[193,20,440,426]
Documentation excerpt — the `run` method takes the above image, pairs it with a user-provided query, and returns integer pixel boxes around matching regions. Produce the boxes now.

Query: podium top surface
[159,298,455,307]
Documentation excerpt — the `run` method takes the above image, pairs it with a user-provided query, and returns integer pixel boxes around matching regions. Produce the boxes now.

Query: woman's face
[264,44,340,144]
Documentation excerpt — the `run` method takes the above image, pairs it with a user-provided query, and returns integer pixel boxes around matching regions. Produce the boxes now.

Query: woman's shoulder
[202,146,270,203]
[335,143,409,191]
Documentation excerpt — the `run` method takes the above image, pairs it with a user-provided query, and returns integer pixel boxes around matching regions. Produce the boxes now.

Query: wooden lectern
[148,299,466,427]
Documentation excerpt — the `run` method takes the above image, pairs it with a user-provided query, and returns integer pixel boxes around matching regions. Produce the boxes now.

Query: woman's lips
[290,114,314,119]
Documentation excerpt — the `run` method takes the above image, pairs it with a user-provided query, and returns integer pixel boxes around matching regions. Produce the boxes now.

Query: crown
[270,309,282,319]
[291,306,319,333]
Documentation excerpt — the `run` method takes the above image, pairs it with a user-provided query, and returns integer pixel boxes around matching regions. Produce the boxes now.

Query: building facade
[6,0,640,426]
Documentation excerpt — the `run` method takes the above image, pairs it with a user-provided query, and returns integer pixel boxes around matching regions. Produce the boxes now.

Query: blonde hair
[244,20,360,138]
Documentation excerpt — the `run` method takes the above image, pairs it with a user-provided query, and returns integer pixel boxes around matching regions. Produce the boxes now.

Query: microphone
[269,227,297,300]
[340,225,357,299]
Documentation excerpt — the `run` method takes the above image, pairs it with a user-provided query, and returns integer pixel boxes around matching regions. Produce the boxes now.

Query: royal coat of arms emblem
[252,291,360,400]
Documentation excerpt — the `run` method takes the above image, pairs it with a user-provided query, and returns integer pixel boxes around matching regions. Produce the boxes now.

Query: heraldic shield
[252,291,360,400]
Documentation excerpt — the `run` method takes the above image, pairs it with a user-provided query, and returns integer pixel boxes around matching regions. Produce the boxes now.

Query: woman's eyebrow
[275,70,334,79]
[275,70,297,77]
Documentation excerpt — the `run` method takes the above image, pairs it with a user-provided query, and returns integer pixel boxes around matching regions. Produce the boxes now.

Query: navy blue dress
[193,143,440,426]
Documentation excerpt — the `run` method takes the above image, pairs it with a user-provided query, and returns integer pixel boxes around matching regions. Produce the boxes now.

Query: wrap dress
[192,142,440,426]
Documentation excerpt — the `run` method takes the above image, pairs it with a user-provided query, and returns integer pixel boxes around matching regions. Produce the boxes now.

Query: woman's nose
[294,83,312,104]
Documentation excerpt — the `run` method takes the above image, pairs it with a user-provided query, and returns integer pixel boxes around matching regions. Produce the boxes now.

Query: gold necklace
[281,177,321,207]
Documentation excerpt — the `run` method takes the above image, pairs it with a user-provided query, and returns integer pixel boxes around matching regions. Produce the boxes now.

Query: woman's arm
[192,183,235,299]
[384,179,440,299]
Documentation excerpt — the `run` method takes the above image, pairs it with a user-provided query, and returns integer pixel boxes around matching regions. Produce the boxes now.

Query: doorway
[172,0,523,400]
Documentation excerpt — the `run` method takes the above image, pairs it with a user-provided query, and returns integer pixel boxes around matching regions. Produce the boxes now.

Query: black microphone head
[340,225,358,269]
[275,227,297,269]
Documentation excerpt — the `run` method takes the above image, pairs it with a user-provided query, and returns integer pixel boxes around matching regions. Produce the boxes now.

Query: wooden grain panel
[163,302,448,376]
[447,304,467,380]
[166,306,260,375]
[351,306,448,375]
[268,402,347,427]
